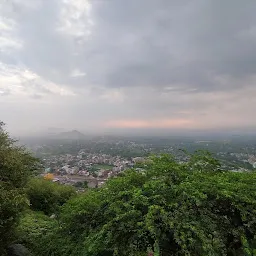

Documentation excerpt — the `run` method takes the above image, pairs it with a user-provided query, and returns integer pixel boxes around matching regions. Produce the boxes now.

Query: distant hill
[56,130,86,140]
[47,127,65,134]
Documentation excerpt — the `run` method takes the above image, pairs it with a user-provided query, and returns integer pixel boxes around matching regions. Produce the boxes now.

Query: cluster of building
[42,151,140,182]
[248,155,256,168]
[39,140,256,189]
[216,151,256,170]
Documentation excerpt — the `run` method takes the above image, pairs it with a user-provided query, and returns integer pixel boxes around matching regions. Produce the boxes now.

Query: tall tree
[0,122,37,255]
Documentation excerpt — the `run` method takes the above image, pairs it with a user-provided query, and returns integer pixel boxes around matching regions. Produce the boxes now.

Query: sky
[0,0,256,135]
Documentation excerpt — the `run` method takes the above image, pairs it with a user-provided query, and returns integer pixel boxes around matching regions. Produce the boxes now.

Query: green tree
[17,211,58,255]
[57,153,256,256]
[14,151,256,256]
[74,180,88,189]
[0,122,38,255]
[17,210,90,256]
[26,178,76,215]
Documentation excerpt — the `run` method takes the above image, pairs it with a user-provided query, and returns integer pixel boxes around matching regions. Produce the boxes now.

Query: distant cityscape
[23,131,256,189]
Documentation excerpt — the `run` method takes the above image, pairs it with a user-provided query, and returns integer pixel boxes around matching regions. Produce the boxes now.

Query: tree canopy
[0,122,37,255]
[19,152,256,256]
[26,178,76,215]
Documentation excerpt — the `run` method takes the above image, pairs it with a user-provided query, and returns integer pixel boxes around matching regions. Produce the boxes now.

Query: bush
[0,122,38,255]
[26,178,76,215]
[14,152,256,256]
[17,210,87,256]
[17,211,57,256]
[57,153,256,256]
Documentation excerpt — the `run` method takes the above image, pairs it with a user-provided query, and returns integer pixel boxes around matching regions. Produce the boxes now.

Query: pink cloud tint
[104,118,193,129]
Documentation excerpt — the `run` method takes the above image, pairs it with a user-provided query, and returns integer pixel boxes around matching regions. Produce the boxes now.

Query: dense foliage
[18,152,256,255]
[26,178,76,215]
[1,122,256,255]
[17,211,58,254]
[0,122,37,255]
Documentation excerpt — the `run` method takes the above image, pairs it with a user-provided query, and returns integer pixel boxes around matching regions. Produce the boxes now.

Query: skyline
[1,0,256,136]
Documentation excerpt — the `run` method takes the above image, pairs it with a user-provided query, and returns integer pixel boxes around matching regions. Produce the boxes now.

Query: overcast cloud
[0,0,256,135]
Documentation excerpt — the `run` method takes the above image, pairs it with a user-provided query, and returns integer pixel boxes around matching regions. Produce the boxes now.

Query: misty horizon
[10,126,256,139]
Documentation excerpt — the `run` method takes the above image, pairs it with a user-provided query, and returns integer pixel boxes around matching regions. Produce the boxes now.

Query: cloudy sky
[0,0,256,135]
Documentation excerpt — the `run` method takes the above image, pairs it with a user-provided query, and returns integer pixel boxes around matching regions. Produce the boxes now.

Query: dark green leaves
[0,122,37,255]
[57,153,256,255]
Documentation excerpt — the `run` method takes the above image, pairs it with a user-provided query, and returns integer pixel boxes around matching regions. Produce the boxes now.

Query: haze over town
[1,0,256,136]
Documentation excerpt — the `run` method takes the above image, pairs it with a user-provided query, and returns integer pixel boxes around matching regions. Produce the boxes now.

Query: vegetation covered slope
[19,153,256,256]
[1,122,256,255]
[0,122,37,255]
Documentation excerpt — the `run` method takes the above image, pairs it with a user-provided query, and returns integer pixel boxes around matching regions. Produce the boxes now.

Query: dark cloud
[70,0,256,92]
[5,0,256,91]
[1,0,256,133]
